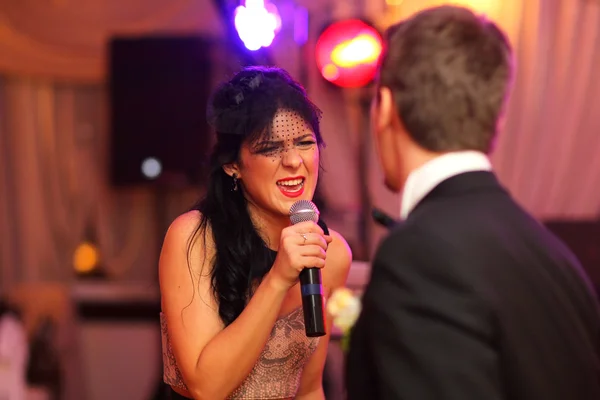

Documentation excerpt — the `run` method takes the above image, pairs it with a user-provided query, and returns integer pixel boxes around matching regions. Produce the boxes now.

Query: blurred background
[0,0,599,399]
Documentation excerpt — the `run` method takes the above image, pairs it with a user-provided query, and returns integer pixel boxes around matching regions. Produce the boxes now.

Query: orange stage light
[315,20,383,88]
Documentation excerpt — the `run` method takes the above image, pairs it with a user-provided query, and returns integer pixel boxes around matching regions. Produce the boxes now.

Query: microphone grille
[289,200,320,225]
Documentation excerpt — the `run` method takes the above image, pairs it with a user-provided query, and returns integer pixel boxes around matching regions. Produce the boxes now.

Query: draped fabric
[493,0,600,218]
[0,0,223,82]
[0,78,200,288]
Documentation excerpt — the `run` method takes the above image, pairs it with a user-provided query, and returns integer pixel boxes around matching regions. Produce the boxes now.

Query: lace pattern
[160,307,320,399]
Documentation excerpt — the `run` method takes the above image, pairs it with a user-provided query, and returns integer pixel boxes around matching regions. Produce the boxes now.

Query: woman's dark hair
[189,66,324,326]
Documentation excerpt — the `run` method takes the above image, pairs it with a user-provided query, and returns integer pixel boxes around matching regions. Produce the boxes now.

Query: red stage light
[315,19,383,88]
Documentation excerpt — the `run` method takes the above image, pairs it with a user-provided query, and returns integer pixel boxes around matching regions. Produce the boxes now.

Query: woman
[159,66,352,400]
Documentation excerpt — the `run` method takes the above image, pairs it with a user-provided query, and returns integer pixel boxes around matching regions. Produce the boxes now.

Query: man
[346,5,600,400]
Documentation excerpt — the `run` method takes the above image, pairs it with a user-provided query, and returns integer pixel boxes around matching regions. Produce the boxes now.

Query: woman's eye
[256,146,278,154]
[298,140,316,147]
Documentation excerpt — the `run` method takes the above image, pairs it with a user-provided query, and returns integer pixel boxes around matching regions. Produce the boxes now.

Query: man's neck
[398,146,442,190]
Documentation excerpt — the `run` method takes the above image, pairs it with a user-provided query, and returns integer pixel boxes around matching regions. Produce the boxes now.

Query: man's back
[347,5,600,399]
[347,171,600,399]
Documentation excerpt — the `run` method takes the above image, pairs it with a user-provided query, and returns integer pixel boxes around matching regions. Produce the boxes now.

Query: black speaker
[108,36,214,187]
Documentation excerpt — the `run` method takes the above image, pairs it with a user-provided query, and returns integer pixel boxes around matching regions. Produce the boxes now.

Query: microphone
[289,199,326,337]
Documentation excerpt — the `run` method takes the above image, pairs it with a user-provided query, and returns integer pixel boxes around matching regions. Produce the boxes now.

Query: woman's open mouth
[277,177,305,198]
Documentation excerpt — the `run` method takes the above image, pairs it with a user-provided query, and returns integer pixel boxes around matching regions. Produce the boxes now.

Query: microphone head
[289,200,320,225]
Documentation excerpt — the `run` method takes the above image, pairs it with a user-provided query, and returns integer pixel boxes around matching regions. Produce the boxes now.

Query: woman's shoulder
[324,228,353,287]
[328,228,351,252]
[167,209,202,236]
[164,210,213,245]
[160,210,214,274]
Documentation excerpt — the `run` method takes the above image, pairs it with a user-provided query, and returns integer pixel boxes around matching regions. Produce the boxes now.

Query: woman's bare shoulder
[160,210,214,279]
[324,228,353,289]
[165,210,202,241]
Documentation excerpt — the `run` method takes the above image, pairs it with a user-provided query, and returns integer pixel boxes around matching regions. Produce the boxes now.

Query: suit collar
[409,170,506,217]
[400,151,492,219]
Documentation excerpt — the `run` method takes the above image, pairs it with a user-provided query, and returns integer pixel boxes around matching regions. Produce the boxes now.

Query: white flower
[327,287,361,333]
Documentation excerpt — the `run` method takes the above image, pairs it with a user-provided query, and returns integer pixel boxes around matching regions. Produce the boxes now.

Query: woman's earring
[232,173,239,191]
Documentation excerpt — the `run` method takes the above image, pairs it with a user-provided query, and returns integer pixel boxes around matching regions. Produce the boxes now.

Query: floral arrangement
[326,287,362,352]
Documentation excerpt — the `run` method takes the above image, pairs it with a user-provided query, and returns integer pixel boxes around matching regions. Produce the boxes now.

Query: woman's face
[233,109,320,219]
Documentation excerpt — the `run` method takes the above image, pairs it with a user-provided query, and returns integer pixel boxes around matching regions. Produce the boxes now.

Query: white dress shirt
[400,151,492,219]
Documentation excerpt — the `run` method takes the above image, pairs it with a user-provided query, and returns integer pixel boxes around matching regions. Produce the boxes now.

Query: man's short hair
[379,6,513,153]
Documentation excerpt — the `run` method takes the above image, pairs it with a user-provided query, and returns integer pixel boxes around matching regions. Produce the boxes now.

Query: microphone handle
[299,267,326,337]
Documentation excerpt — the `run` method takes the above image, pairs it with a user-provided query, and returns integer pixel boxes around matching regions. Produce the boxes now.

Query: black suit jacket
[346,171,600,400]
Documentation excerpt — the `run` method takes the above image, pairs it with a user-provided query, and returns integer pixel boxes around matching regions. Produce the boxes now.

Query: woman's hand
[269,221,332,290]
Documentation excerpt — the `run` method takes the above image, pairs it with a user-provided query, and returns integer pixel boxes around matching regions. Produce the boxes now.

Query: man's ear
[376,86,395,132]
[222,163,240,179]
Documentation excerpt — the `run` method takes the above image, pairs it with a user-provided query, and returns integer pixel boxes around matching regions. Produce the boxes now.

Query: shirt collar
[400,151,492,219]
